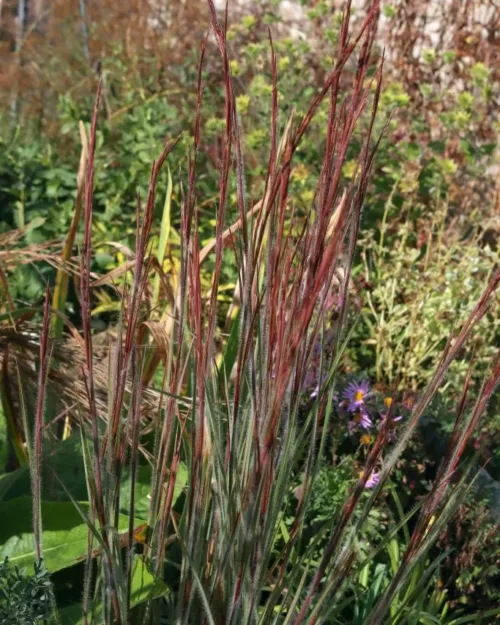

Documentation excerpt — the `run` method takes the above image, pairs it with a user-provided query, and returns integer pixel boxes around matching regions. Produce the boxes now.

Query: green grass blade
[153,166,173,305]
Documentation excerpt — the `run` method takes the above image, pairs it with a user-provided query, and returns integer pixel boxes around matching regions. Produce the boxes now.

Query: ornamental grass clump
[4,1,500,624]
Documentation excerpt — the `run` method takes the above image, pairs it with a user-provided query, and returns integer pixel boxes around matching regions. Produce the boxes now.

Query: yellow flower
[226,25,240,41]
[439,158,458,176]
[229,59,242,76]
[236,94,251,115]
[241,15,256,30]
[300,189,314,204]
[291,163,310,185]
[342,160,357,179]
[381,82,410,108]
[250,74,273,97]
[384,397,393,407]
[279,56,291,72]
[355,390,365,402]
[360,434,372,446]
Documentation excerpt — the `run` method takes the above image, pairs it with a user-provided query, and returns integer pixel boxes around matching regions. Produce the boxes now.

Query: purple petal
[360,413,373,430]
[365,472,380,489]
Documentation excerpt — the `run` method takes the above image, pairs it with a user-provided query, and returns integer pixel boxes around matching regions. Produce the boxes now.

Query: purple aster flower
[342,380,372,413]
[325,291,344,312]
[307,372,330,400]
[378,413,403,440]
[310,384,319,399]
[348,409,373,433]
[379,413,403,425]
[310,384,338,401]
[365,471,380,489]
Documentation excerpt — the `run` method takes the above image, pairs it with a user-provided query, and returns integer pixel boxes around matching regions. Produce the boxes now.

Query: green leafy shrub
[439,500,500,611]
[0,557,52,625]
[355,198,500,396]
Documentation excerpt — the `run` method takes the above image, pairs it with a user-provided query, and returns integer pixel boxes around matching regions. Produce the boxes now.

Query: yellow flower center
[354,390,365,402]
[354,412,362,422]
[384,397,393,407]
[360,434,372,446]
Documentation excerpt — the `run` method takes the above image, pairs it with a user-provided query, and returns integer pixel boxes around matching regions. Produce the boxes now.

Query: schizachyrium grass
[5,1,499,624]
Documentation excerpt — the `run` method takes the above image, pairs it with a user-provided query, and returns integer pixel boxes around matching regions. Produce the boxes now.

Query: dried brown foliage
[0,0,210,135]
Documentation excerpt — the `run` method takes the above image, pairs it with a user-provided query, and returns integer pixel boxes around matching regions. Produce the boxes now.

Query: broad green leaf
[386,537,400,575]
[0,366,28,467]
[0,434,187,514]
[0,497,144,573]
[0,436,88,502]
[120,462,188,519]
[24,216,46,232]
[0,464,29,501]
[55,556,169,625]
